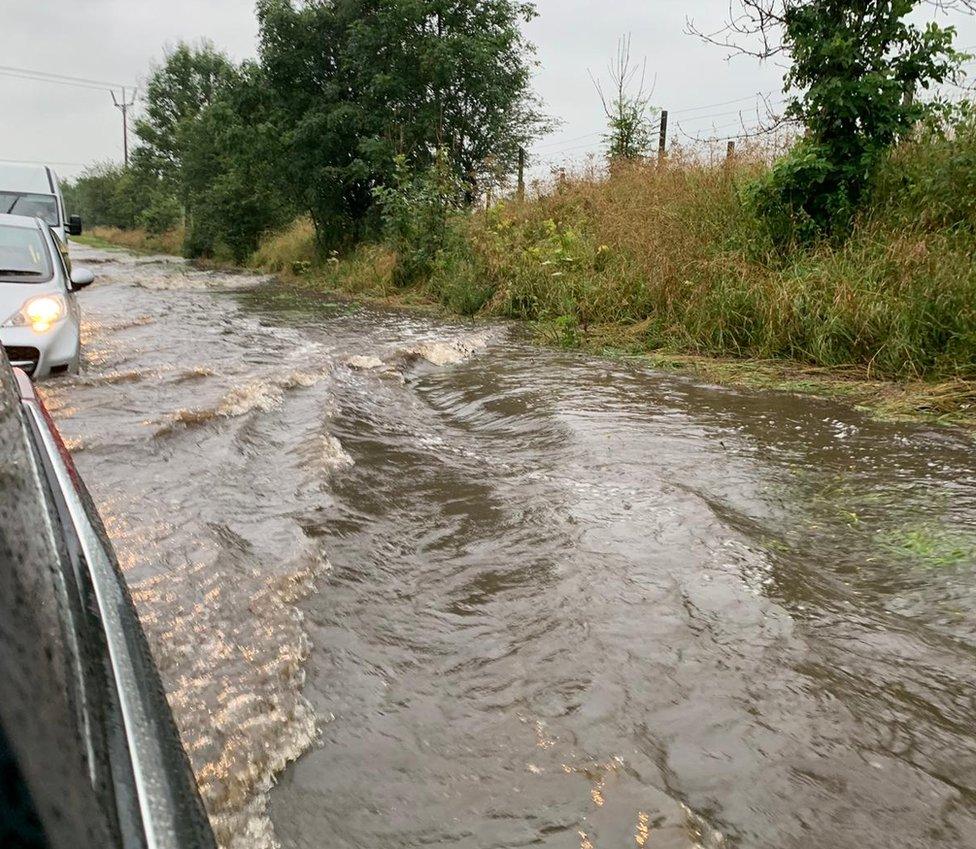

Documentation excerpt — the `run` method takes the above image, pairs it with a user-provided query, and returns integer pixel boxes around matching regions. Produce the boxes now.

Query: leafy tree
[257,0,545,248]
[693,1,969,240]
[592,36,659,160]
[137,191,183,235]
[133,41,238,195]
[345,0,545,193]
[256,0,377,246]
[61,163,129,227]
[180,63,295,260]
[62,163,161,229]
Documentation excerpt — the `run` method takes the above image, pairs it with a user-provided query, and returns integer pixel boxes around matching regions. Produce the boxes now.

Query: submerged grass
[876,523,976,569]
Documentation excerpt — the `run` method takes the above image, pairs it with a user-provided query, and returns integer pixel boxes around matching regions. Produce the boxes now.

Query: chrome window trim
[22,399,172,849]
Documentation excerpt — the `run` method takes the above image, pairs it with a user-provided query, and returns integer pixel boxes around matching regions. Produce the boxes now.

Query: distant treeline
[65,0,544,261]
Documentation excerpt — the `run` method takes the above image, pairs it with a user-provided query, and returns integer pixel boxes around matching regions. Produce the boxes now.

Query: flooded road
[47,244,976,849]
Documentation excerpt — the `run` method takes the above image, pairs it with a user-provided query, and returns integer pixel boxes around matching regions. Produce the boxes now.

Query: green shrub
[745,140,849,247]
[373,154,463,287]
[138,192,183,235]
[426,222,494,315]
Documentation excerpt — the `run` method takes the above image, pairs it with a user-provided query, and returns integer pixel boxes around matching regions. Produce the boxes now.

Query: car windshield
[0,192,60,227]
[0,225,53,284]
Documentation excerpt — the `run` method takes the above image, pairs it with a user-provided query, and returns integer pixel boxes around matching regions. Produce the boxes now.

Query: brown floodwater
[46,244,976,849]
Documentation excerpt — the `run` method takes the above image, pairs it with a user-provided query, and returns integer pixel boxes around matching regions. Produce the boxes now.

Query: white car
[0,213,93,378]
[0,161,82,246]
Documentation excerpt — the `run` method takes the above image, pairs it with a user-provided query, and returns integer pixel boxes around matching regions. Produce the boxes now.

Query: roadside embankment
[83,131,976,428]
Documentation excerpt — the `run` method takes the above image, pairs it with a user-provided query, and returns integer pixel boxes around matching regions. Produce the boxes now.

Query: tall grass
[85,225,186,256]
[417,133,976,380]
[112,124,976,383]
[248,217,317,274]
[250,217,398,296]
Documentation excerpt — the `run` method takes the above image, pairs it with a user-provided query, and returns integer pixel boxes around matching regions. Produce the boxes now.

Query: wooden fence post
[658,109,668,162]
[517,148,526,201]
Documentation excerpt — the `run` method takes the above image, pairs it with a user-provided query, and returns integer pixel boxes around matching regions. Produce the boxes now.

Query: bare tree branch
[689,0,976,61]
[687,1,790,60]
[676,97,799,146]
[926,0,976,13]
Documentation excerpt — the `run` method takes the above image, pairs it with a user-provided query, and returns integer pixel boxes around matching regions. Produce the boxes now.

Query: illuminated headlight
[3,295,67,334]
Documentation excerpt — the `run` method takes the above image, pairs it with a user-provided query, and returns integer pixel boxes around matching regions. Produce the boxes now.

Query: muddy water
[47,244,976,849]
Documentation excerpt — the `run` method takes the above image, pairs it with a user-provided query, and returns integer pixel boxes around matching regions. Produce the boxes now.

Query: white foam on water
[345,354,387,371]
[398,331,491,366]
[318,434,355,472]
[154,366,333,437]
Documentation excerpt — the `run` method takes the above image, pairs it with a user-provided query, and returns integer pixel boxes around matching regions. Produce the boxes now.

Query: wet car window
[0,225,54,284]
[0,192,60,227]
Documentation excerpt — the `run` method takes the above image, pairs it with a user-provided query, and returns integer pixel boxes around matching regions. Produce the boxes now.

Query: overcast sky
[3,0,976,181]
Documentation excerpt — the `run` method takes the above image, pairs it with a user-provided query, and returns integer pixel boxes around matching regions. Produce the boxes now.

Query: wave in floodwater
[49,246,976,849]
[43,250,336,847]
[44,246,499,849]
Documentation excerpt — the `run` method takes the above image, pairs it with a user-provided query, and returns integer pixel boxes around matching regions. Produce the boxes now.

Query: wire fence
[527,67,976,185]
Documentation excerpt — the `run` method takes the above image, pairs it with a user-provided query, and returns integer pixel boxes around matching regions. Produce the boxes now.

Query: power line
[533,95,780,151]
[678,101,787,125]
[677,118,754,138]
[679,117,801,144]
[539,142,605,158]
[0,64,127,90]
[533,130,605,150]
[0,63,137,167]
[0,157,89,168]
[0,69,112,93]
[672,92,778,115]
[534,147,605,164]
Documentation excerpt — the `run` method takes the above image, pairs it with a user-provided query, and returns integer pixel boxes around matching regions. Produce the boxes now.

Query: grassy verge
[601,347,976,428]
[75,225,186,256]
[84,136,976,430]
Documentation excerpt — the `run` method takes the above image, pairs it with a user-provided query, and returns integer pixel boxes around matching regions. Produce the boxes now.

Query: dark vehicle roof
[0,356,112,849]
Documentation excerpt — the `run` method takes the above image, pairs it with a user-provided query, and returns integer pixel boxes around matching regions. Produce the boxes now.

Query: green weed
[875,523,976,569]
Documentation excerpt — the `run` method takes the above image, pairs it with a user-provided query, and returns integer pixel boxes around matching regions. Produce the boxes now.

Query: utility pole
[517,148,526,201]
[726,140,736,163]
[658,109,668,162]
[111,86,137,166]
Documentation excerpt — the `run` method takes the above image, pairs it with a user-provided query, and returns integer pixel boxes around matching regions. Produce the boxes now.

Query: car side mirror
[70,268,95,290]
[68,215,83,236]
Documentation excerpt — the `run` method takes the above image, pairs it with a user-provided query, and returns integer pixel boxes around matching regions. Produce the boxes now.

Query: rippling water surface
[47,245,976,849]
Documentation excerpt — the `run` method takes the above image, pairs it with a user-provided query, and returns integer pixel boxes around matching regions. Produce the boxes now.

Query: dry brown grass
[248,219,399,297]
[424,146,976,383]
[325,244,399,296]
[248,217,317,274]
[84,225,186,256]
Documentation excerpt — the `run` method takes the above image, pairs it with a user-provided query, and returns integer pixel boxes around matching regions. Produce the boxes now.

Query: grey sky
[3,0,976,181]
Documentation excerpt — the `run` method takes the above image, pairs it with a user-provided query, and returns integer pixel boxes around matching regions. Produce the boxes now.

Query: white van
[0,162,82,245]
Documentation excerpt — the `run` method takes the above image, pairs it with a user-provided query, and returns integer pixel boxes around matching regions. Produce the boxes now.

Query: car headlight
[3,294,67,334]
